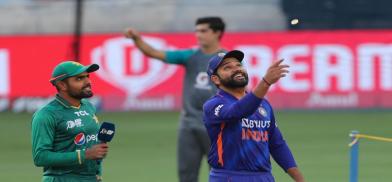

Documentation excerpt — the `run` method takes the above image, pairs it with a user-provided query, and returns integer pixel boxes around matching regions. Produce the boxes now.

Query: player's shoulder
[32,101,59,123]
[81,99,93,107]
[81,99,97,113]
[261,98,273,108]
[168,48,197,55]
[203,94,227,111]
[34,99,58,114]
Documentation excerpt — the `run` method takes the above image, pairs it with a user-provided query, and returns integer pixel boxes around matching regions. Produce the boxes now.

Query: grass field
[0,110,391,182]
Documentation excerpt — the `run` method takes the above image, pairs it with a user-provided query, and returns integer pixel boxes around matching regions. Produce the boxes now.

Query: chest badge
[93,115,99,124]
[258,106,267,117]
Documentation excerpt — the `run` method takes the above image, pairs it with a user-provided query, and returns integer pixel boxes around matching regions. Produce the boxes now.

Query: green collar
[55,94,82,109]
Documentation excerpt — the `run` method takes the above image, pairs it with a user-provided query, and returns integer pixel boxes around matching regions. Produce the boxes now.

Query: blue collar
[216,89,248,101]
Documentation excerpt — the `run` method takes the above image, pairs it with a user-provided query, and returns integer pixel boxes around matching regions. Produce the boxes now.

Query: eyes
[75,74,90,81]
[195,28,210,33]
[221,62,243,71]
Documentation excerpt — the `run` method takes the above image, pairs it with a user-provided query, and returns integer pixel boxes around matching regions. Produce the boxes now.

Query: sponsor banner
[0,30,392,110]
[0,96,101,113]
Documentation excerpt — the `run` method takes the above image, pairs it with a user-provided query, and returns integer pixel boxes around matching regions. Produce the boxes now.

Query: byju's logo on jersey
[74,133,86,145]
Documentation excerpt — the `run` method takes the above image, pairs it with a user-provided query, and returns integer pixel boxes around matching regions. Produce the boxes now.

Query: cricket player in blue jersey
[203,50,305,182]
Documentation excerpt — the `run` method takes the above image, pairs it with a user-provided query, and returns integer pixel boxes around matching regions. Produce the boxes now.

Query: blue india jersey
[203,89,297,172]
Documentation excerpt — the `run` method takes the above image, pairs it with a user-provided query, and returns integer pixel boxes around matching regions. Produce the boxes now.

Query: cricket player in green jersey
[31,61,109,182]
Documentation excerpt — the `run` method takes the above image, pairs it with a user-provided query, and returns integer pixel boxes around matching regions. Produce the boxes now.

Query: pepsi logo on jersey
[74,133,98,145]
[74,133,86,145]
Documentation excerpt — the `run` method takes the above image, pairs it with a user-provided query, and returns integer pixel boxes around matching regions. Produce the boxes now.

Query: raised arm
[124,27,166,61]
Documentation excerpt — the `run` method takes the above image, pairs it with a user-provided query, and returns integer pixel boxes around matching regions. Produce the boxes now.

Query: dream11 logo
[91,36,178,109]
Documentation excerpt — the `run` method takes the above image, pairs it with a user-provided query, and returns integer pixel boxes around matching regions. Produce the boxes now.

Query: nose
[233,65,243,72]
[85,77,91,85]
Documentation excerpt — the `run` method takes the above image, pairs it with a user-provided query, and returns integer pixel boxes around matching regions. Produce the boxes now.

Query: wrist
[84,148,92,160]
[132,35,141,41]
[262,77,271,86]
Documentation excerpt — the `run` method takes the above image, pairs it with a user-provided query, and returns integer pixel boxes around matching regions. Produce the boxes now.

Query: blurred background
[0,0,391,181]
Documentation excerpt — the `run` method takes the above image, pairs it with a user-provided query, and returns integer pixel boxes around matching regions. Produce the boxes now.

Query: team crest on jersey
[258,106,267,117]
[93,115,99,124]
[74,133,86,145]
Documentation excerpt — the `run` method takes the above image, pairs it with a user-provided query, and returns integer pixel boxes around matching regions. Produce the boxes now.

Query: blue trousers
[209,168,275,182]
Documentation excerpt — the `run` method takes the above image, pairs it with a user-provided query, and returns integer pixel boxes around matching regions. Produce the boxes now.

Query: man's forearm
[133,37,165,60]
[287,167,305,182]
[33,149,84,167]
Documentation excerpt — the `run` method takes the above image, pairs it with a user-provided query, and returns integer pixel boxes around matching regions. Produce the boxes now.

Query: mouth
[233,73,245,80]
[83,86,92,92]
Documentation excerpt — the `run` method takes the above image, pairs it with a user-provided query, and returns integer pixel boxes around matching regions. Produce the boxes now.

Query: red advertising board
[0,30,391,111]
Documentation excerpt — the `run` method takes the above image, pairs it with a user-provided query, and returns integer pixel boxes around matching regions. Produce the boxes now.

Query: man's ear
[56,80,68,91]
[211,75,220,86]
[215,30,223,40]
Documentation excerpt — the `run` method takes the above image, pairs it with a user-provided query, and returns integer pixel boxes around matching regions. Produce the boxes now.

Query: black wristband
[263,77,271,86]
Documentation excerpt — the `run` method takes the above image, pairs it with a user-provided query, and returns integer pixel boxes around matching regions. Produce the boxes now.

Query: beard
[219,70,249,89]
[67,83,94,100]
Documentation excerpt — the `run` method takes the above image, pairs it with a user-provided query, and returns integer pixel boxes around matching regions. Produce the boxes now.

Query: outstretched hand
[124,28,141,40]
[263,59,289,85]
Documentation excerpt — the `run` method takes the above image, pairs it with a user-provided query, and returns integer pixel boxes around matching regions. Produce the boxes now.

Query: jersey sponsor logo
[86,134,98,143]
[242,128,268,142]
[74,110,89,117]
[241,118,271,129]
[214,104,224,116]
[74,133,98,145]
[194,72,212,90]
[66,118,84,130]
[74,133,86,145]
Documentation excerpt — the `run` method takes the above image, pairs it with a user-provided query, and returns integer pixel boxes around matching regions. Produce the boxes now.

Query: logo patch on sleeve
[214,104,224,116]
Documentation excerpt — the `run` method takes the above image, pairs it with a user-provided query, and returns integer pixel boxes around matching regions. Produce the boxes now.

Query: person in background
[125,17,226,182]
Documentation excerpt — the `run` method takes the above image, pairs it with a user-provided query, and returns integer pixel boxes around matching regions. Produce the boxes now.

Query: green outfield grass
[0,110,391,182]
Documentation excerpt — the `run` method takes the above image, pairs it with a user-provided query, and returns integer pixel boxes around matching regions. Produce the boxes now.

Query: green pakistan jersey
[31,94,101,181]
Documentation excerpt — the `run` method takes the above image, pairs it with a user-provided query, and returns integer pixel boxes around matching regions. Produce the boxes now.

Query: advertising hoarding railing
[1,31,391,111]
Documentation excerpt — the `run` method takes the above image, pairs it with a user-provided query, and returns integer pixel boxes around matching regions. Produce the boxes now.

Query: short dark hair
[196,17,225,38]
[54,78,69,92]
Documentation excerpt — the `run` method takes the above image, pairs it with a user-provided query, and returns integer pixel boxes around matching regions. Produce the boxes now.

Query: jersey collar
[55,94,82,109]
[216,89,244,101]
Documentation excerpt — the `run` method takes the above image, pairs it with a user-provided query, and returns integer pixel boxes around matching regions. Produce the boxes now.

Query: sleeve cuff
[76,149,86,165]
